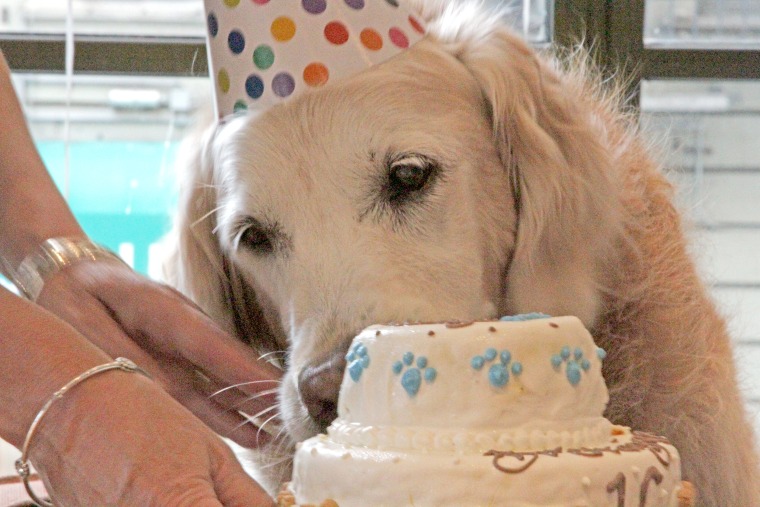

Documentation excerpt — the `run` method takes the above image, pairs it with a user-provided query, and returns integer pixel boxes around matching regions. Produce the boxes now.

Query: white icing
[292,427,683,507]
[328,417,613,453]
[290,316,683,506]
[339,317,609,432]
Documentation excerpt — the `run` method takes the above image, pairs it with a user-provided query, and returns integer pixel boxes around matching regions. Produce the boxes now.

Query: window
[553,2,759,439]
[638,0,760,436]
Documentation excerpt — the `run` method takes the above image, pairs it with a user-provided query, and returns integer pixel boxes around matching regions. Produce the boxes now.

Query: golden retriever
[165,0,759,504]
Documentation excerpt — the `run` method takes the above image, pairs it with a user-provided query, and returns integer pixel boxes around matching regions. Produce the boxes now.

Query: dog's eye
[239,223,274,254]
[387,155,435,202]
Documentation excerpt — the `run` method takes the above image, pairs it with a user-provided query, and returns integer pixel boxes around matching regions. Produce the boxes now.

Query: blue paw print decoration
[471,348,523,388]
[550,346,606,386]
[392,352,437,397]
[345,342,370,382]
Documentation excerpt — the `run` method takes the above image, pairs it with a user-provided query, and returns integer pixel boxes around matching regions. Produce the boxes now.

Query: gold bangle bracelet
[6,237,125,302]
[15,358,151,507]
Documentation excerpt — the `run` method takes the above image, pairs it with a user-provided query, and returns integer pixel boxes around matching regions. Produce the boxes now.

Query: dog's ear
[163,123,280,357]
[440,20,626,326]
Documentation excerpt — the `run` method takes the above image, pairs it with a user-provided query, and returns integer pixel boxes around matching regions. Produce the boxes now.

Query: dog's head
[168,0,624,465]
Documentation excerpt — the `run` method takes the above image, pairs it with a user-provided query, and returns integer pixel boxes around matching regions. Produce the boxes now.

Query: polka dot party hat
[204,0,426,118]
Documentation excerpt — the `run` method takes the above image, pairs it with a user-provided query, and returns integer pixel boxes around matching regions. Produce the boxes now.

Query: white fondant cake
[288,315,684,506]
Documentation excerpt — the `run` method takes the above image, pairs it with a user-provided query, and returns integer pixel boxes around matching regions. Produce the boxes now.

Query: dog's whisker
[247,403,281,422]
[260,454,293,470]
[235,405,283,441]
[208,380,281,399]
[191,203,225,228]
[268,425,294,457]
[256,411,285,442]
[258,350,288,362]
[271,423,289,443]
[237,387,281,401]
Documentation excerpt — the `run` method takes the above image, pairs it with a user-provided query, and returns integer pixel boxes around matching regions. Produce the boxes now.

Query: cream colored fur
[164,1,759,504]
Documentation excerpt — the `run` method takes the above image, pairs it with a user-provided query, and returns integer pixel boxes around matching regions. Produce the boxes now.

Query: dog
[164,1,760,504]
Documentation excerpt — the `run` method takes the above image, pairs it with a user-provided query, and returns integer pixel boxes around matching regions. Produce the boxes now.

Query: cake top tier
[338,315,609,431]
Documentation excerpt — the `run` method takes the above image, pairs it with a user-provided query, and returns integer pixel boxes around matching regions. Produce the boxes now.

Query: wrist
[1,228,86,272]
[25,362,156,474]
[4,237,124,301]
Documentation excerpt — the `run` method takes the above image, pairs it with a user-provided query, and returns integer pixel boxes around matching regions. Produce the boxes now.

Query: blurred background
[1,0,759,478]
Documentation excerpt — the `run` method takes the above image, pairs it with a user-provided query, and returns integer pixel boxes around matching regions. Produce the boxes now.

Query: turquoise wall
[38,141,179,276]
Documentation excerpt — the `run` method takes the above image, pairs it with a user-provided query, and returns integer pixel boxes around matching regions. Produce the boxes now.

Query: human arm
[0,286,274,506]
[0,50,282,448]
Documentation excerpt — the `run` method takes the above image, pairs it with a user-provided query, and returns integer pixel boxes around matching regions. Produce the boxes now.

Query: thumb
[212,456,276,507]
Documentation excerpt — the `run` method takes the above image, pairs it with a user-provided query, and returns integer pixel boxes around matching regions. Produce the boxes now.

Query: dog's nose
[298,350,346,432]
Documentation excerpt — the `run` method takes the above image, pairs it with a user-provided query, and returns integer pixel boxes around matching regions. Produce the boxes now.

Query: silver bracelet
[15,357,151,507]
[6,237,125,302]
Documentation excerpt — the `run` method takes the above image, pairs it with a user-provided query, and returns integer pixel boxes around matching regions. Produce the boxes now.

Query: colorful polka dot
[271,16,296,42]
[324,21,349,45]
[360,28,383,50]
[303,62,330,87]
[388,27,409,48]
[228,30,245,54]
[217,69,230,93]
[207,13,218,37]
[246,74,264,99]
[272,72,296,98]
[233,100,248,113]
[409,15,425,34]
[302,0,326,15]
[253,45,274,69]
[207,0,425,115]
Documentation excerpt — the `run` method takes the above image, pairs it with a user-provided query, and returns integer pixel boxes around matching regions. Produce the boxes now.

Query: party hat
[204,0,426,118]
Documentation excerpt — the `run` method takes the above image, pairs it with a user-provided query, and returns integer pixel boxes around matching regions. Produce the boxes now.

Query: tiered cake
[284,315,688,506]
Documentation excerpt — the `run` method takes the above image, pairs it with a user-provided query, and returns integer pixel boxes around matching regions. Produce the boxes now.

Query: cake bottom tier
[291,429,683,507]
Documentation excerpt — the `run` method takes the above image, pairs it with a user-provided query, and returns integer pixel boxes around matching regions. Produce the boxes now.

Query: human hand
[35,257,283,449]
[30,370,275,506]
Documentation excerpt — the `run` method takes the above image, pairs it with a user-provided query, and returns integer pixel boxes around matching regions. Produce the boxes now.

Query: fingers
[37,282,164,375]
[211,447,277,507]
[215,473,276,507]
[84,263,284,385]
[183,389,275,448]
[192,368,281,422]
[38,261,286,448]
